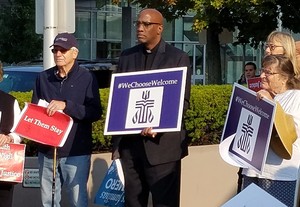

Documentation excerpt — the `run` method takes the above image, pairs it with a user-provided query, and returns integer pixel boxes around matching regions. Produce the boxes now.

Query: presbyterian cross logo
[132,90,155,124]
[237,114,254,154]
[125,87,163,129]
[232,108,261,161]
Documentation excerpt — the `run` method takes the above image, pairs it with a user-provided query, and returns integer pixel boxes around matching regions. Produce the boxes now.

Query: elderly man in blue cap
[31,33,102,207]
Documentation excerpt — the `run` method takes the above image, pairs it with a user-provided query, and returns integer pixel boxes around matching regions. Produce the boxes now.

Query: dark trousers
[120,138,181,207]
[237,167,243,193]
[0,183,14,207]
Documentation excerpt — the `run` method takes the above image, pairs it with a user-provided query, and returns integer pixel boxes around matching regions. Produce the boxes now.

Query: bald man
[112,8,191,207]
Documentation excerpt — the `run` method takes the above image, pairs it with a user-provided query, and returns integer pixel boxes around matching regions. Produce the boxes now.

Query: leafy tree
[279,0,300,33]
[114,0,283,84]
[130,0,194,21]
[107,0,300,83]
[192,0,279,83]
[0,0,42,64]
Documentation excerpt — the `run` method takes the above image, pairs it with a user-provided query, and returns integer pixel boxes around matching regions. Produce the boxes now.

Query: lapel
[151,40,166,69]
[133,40,166,70]
[135,45,144,70]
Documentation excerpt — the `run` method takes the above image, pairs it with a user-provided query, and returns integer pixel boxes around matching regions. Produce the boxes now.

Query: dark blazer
[113,40,191,165]
[0,90,15,134]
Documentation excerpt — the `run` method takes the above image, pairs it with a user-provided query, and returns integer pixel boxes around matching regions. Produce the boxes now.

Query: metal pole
[203,44,206,85]
[44,0,58,70]
[52,147,57,207]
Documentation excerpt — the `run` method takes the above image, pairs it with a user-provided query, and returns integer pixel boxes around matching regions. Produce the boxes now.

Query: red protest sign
[0,143,26,183]
[247,77,262,92]
[13,103,73,147]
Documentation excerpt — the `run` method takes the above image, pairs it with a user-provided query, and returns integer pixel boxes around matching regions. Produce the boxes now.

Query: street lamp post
[36,0,75,70]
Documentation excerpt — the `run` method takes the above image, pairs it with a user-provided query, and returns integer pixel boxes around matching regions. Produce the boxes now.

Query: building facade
[1,0,287,84]
[75,1,267,85]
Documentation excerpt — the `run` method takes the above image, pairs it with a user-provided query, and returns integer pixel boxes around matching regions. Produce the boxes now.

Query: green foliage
[131,0,282,47]
[11,86,234,155]
[192,0,279,47]
[185,85,232,144]
[279,0,300,33]
[0,0,43,64]
[92,88,112,152]
[131,0,194,21]
[10,91,33,109]
[132,0,300,84]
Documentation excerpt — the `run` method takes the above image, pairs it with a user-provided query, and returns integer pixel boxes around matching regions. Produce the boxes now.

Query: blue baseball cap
[50,33,78,49]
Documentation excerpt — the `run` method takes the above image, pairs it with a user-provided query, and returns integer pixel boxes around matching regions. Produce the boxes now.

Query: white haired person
[241,55,300,207]
[31,33,102,207]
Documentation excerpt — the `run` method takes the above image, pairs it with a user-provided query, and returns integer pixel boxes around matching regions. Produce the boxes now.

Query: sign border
[104,67,187,135]
[220,83,276,173]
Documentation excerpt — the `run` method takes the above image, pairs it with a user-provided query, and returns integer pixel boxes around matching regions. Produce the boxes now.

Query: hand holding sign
[46,100,67,117]
[12,103,73,147]
[220,83,276,173]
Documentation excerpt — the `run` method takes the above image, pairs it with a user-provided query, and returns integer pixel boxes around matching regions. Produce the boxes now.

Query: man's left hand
[141,127,157,138]
[46,100,66,116]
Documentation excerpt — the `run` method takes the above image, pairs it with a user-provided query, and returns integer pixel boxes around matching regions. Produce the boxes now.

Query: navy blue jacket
[32,61,102,157]
[0,90,15,135]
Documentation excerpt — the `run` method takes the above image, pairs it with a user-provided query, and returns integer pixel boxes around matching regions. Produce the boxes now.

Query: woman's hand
[0,134,13,146]
[256,89,274,101]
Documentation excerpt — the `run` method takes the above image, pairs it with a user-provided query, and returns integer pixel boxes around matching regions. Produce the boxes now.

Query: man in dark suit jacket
[112,8,191,207]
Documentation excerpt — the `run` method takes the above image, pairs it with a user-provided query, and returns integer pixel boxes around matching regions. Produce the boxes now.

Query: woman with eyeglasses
[264,31,300,78]
[240,55,300,207]
[237,31,300,194]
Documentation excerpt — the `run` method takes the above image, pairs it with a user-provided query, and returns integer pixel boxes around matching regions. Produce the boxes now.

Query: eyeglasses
[51,48,69,54]
[264,43,284,51]
[260,68,280,77]
[133,21,161,28]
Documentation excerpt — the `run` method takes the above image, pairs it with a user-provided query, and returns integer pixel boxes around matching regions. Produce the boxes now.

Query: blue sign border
[104,67,187,135]
[221,83,276,173]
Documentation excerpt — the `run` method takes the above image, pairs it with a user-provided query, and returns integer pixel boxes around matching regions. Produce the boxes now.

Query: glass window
[75,11,91,38]
[183,17,198,42]
[162,20,174,41]
[222,43,262,84]
[106,12,122,40]
[96,12,105,39]
[96,5,122,40]
[77,39,91,60]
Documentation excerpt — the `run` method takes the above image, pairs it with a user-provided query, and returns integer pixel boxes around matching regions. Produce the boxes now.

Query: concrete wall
[12,145,239,207]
